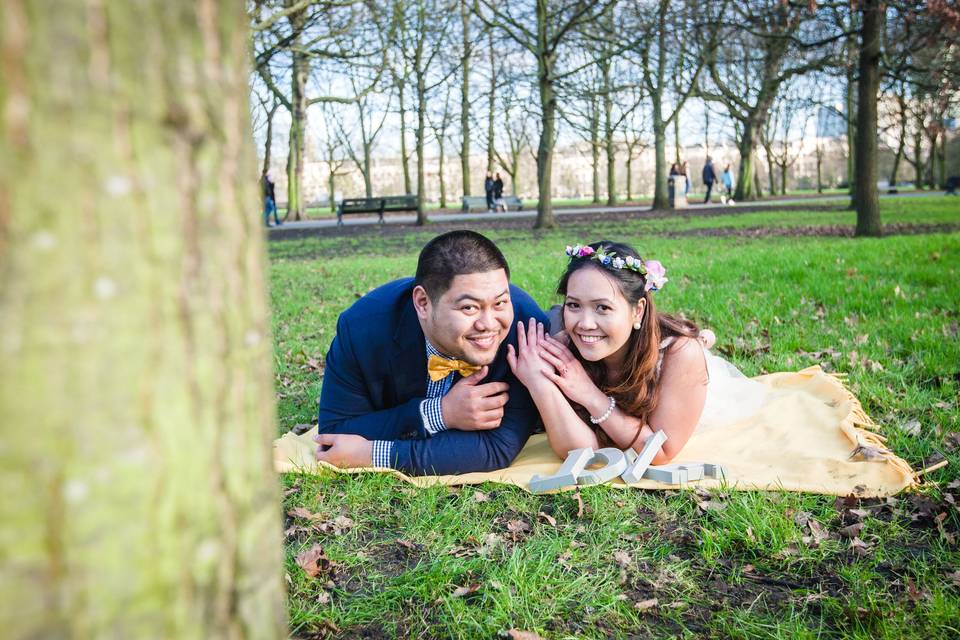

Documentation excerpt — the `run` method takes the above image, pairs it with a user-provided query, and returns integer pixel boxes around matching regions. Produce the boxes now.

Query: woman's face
[563,266,643,365]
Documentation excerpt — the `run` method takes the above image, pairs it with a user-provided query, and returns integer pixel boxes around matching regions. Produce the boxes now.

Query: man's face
[414,270,513,366]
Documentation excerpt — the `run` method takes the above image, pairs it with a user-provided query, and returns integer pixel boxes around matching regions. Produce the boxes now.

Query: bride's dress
[659,336,770,431]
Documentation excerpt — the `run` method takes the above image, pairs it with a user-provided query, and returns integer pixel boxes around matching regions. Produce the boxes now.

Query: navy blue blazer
[318,277,548,475]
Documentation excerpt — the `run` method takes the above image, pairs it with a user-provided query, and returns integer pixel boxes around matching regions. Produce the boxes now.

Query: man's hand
[314,433,373,468]
[440,365,510,431]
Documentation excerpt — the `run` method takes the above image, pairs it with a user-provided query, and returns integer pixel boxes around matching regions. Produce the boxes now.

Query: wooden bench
[336,195,418,226]
[461,195,524,212]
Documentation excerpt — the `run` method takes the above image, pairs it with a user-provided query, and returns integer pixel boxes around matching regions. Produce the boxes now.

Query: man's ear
[412,285,431,320]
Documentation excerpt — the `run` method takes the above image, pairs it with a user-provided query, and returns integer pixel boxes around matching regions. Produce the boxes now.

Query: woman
[507,241,766,463]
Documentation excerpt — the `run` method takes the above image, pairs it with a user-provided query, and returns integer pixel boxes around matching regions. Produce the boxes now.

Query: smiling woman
[508,240,769,464]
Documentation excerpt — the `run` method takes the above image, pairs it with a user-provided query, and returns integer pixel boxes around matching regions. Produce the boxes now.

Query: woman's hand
[537,332,603,407]
[506,318,556,391]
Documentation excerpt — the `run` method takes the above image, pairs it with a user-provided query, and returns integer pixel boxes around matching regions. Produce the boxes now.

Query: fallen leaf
[613,550,633,568]
[634,598,659,611]
[538,511,557,528]
[793,510,812,527]
[901,419,922,437]
[574,490,585,518]
[284,485,301,497]
[473,490,490,502]
[288,506,320,520]
[450,583,482,598]
[806,519,830,546]
[506,629,544,640]
[945,570,960,587]
[745,527,756,542]
[742,564,755,573]
[849,537,873,556]
[698,500,727,512]
[316,591,331,604]
[296,544,334,579]
[906,577,927,602]
[507,519,531,534]
[396,539,417,550]
[838,522,864,539]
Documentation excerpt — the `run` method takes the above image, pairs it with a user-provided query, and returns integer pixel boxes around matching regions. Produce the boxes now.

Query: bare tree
[701,1,840,202]
[478,0,620,228]
[336,74,392,198]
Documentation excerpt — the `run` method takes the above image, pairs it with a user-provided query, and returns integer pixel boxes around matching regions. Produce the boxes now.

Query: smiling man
[315,230,548,475]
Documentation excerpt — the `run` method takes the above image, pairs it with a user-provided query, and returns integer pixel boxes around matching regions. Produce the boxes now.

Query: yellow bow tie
[427,355,481,382]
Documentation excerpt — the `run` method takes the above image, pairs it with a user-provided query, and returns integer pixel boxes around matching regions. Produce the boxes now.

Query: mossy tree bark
[0,1,287,637]
[459,0,473,197]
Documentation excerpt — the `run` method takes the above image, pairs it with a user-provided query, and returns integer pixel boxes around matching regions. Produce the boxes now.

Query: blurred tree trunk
[285,3,309,221]
[0,1,286,637]
[854,0,882,236]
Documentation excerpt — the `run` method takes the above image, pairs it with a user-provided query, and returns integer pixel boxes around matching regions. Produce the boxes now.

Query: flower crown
[565,244,668,292]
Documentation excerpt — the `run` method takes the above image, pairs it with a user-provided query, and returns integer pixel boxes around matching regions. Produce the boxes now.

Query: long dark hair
[557,241,699,444]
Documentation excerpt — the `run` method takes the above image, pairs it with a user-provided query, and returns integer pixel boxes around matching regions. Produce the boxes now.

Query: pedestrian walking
[484,172,495,212]
[493,173,506,212]
[721,164,735,205]
[702,157,717,204]
[262,170,281,226]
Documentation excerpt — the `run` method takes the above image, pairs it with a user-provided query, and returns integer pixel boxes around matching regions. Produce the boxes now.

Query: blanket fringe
[822,369,918,487]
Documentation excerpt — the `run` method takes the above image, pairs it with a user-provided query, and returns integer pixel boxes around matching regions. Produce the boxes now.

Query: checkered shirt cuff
[419,397,448,435]
[371,440,394,469]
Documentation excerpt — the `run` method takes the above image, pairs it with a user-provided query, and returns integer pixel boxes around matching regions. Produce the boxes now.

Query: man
[484,172,495,212]
[493,172,506,212]
[701,157,716,204]
[315,230,548,475]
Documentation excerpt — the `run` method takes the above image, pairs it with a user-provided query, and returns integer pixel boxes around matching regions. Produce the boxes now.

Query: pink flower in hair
[644,260,668,292]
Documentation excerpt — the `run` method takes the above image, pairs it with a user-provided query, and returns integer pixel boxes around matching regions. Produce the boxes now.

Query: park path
[267,190,942,233]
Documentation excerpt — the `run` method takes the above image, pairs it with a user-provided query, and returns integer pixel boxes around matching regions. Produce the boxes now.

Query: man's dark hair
[414,230,510,300]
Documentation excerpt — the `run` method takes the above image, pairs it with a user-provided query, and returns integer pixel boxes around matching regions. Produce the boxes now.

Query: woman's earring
[633,320,642,330]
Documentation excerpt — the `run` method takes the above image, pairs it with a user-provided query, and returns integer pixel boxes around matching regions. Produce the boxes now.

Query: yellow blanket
[273,366,917,497]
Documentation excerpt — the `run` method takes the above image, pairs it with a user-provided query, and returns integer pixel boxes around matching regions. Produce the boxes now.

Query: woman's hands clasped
[506,318,600,407]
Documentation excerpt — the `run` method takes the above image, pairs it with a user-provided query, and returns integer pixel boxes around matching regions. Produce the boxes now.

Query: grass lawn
[269,197,960,639]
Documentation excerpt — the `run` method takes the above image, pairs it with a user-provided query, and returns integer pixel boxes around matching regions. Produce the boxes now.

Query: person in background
[493,172,506,212]
[484,172,495,212]
[262,170,281,227]
[721,164,735,205]
[702,157,716,204]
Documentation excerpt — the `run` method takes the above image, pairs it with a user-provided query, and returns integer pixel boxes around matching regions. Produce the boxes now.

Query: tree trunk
[0,2,287,637]
[399,82,412,194]
[460,0,472,197]
[362,141,373,198]
[487,29,496,173]
[889,95,907,188]
[816,145,824,193]
[626,153,634,201]
[534,1,555,228]
[734,123,758,201]
[753,163,764,198]
[845,20,858,197]
[780,161,787,196]
[764,144,776,196]
[601,58,616,206]
[286,48,308,220]
[438,137,447,208]
[416,72,427,224]
[591,102,601,204]
[938,133,947,189]
[651,99,669,209]
[262,101,279,181]
[673,116,681,165]
[854,0,883,236]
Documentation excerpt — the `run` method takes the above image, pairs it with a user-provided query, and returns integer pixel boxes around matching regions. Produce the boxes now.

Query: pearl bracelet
[589,395,616,425]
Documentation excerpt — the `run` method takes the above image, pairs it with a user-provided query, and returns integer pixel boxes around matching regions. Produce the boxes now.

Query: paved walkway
[267,191,941,233]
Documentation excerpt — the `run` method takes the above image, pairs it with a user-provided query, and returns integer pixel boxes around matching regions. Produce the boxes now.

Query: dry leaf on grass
[697,500,726,512]
[296,544,335,579]
[613,550,633,569]
[849,537,873,556]
[507,519,532,534]
[901,419,922,436]
[803,519,830,547]
[506,629,544,640]
[473,490,490,502]
[634,598,659,611]
[538,511,557,528]
[451,583,482,598]
[574,489,585,518]
[838,522,864,539]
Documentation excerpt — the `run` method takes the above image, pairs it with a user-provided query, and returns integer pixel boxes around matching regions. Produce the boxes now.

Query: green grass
[270,196,960,638]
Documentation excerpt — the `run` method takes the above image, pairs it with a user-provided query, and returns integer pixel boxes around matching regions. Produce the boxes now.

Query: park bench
[461,195,524,212]
[336,195,418,226]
